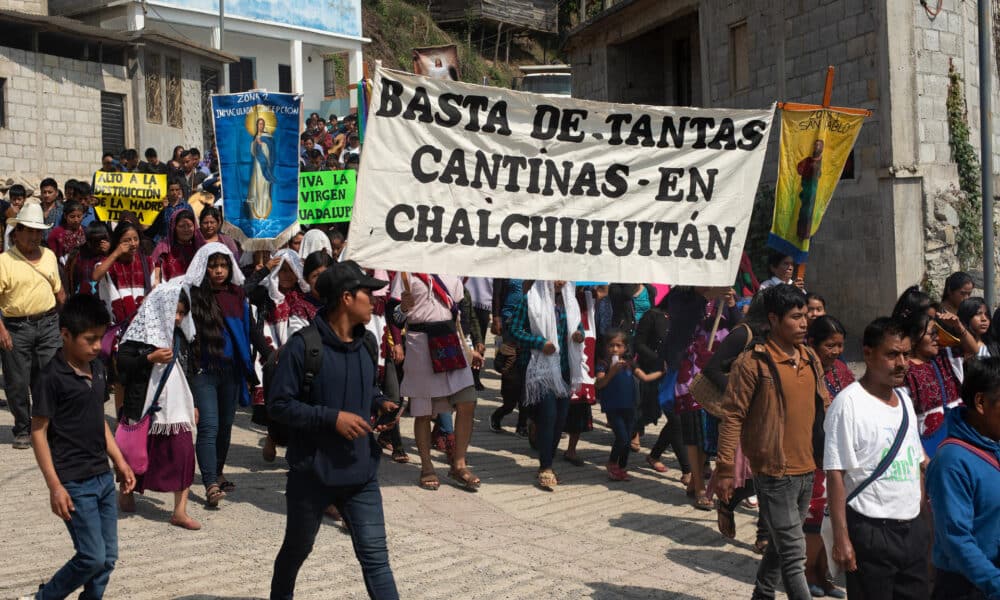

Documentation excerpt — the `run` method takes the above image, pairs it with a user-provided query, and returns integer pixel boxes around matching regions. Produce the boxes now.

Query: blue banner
[212,91,300,247]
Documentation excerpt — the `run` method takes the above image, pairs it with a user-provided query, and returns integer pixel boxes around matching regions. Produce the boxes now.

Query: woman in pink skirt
[116,280,200,530]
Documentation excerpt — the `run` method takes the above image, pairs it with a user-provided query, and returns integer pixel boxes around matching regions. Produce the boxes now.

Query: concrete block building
[0,1,231,185]
[564,0,1000,339]
[49,0,367,120]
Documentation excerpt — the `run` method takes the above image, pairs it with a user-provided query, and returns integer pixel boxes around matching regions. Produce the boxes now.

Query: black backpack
[261,324,379,413]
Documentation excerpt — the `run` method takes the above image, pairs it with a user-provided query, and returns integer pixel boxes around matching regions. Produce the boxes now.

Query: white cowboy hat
[10,201,52,230]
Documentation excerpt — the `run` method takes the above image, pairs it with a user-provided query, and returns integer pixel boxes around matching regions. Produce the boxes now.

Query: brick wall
[0,46,130,186]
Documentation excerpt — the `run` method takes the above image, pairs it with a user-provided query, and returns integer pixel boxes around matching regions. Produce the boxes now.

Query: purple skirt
[136,430,195,494]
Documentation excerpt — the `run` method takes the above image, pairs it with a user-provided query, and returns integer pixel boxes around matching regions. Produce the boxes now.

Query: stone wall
[0,46,130,186]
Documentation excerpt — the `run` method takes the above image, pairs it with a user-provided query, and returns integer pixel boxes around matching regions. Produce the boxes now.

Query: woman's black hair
[190,252,231,363]
[199,205,222,224]
[84,221,110,247]
[303,249,335,281]
[173,208,196,230]
[805,292,826,307]
[110,220,140,250]
[767,251,791,269]
[892,285,932,322]
[177,288,190,314]
[957,298,997,357]
[808,315,847,346]
[943,271,974,302]
[59,200,85,226]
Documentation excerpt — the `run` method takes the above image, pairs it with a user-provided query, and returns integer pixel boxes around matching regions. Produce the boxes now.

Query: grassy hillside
[361,0,549,88]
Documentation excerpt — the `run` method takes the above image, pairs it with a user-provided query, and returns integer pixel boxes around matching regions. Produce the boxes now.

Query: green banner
[298,170,356,224]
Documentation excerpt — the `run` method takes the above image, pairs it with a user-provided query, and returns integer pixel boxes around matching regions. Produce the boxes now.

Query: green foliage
[746,184,776,282]
[946,64,984,268]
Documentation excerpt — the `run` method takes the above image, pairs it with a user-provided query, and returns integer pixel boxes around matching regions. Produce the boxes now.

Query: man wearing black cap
[268,260,400,600]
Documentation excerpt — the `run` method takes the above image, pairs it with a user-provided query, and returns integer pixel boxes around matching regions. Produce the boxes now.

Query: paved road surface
[0,371,763,599]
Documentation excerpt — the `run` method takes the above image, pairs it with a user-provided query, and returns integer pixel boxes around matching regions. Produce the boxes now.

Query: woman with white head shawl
[184,242,255,508]
[246,248,317,462]
[297,228,332,260]
[115,279,201,529]
[507,280,584,490]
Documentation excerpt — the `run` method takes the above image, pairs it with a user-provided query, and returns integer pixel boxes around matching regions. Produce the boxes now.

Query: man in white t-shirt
[824,317,929,599]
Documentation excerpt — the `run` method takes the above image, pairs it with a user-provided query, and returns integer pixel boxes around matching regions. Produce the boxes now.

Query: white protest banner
[348,66,775,285]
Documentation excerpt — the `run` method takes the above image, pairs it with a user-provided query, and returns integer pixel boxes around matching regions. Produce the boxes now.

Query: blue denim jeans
[191,366,239,487]
[271,470,398,600]
[606,408,636,468]
[535,392,570,469]
[2,312,61,438]
[37,471,118,600]
[752,473,814,600]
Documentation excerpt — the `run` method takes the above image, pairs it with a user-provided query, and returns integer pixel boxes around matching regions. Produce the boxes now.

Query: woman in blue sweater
[185,242,256,508]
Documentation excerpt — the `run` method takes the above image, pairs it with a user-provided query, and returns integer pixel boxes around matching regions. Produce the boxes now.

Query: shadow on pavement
[665,547,759,585]
[586,582,703,599]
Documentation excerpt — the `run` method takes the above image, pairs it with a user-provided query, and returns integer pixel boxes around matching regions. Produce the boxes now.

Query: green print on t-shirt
[878,444,920,482]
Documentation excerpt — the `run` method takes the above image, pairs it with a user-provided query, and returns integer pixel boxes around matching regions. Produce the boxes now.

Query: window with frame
[729,21,750,92]
[145,53,163,123]
[278,64,292,93]
[229,57,255,93]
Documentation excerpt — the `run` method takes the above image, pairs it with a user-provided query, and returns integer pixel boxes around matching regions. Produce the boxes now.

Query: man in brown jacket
[716,284,832,600]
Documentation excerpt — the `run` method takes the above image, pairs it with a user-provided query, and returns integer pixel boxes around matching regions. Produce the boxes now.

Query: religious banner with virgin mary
[212,91,301,250]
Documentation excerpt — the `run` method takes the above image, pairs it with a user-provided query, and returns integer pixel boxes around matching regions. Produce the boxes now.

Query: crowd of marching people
[3,145,998,598]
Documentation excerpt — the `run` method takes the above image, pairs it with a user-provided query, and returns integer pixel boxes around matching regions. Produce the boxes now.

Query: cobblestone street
[0,371,766,599]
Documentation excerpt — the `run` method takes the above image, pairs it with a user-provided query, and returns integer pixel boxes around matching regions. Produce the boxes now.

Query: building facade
[565,0,1000,339]
[0,5,230,185]
[49,0,367,119]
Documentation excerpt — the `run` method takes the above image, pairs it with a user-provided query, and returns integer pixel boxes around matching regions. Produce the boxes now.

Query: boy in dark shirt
[30,294,135,600]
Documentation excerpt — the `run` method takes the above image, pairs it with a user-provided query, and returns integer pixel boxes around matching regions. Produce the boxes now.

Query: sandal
[418,470,440,491]
[218,479,235,493]
[742,495,759,509]
[693,495,714,511]
[448,466,481,491]
[753,536,770,555]
[645,456,668,473]
[716,504,736,539]
[205,484,226,508]
[391,448,410,463]
[537,469,557,491]
[169,515,202,531]
[562,453,585,467]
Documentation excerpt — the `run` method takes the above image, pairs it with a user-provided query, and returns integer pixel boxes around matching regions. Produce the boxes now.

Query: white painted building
[49,0,367,119]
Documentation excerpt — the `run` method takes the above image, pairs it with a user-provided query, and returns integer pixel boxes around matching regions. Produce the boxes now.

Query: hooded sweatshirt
[268,315,386,486]
[927,407,1000,598]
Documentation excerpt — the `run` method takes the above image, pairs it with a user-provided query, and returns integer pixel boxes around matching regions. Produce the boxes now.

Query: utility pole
[219,0,225,50]
[980,0,995,306]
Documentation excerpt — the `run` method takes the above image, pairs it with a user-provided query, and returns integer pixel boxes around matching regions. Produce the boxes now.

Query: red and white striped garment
[97,254,151,325]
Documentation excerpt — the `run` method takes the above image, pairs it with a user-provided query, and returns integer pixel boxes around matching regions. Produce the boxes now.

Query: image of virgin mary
[248,117,275,219]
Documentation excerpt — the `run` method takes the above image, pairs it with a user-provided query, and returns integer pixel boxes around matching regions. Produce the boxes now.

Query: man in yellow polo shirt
[0,201,65,448]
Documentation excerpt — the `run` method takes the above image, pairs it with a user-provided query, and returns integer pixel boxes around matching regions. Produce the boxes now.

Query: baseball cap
[315,260,388,303]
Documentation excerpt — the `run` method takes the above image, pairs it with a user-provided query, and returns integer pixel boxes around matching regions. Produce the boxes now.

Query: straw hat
[10,201,51,230]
